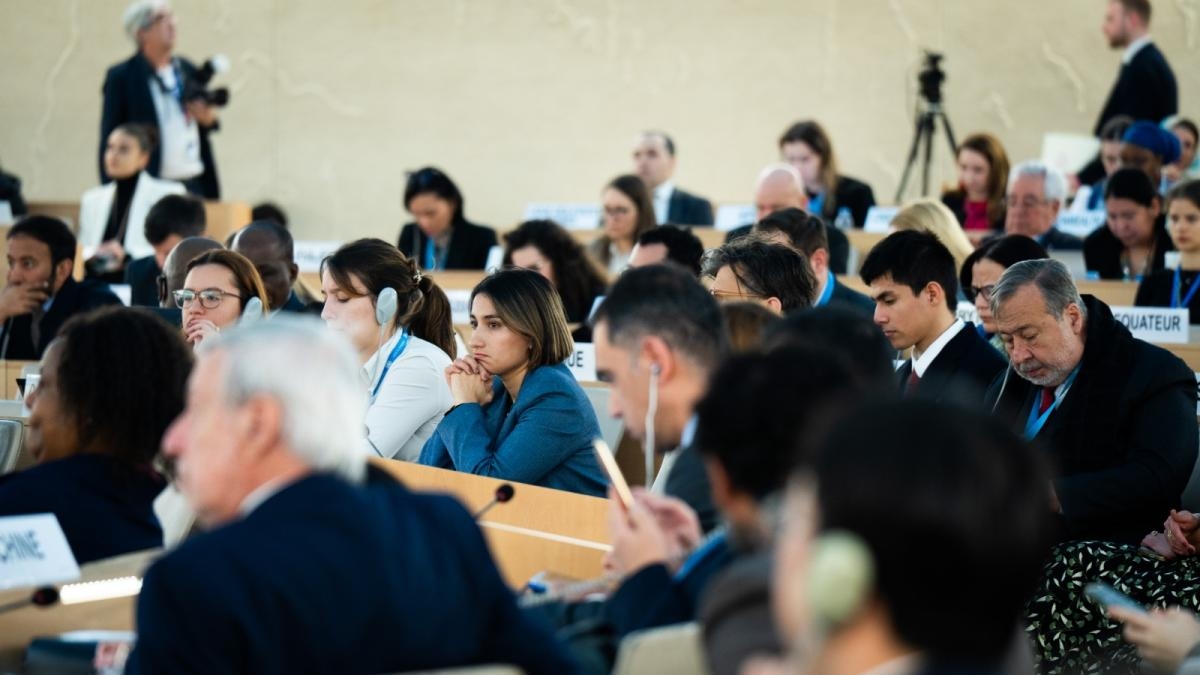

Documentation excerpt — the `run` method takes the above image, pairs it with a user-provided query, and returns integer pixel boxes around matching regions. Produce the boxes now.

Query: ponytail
[406,275,456,359]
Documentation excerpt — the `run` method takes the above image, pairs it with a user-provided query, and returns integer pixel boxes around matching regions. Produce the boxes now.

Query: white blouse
[360,332,453,461]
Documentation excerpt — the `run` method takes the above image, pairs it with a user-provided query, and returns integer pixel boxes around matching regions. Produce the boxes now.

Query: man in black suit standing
[0,217,121,360]
[100,2,222,198]
[633,131,715,226]
[860,230,1004,401]
[1096,0,1177,135]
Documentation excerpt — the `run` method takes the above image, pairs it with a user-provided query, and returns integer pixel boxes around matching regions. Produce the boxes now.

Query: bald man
[230,220,315,313]
[143,235,222,326]
[724,164,850,273]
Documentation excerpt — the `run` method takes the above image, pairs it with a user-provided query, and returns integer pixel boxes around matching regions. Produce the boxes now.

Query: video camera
[918,50,946,105]
[183,55,231,107]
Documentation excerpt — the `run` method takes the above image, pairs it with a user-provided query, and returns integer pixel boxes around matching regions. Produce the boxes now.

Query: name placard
[1055,211,1106,239]
[294,240,344,273]
[564,343,597,382]
[0,514,80,591]
[715,204,756,232]
[446,289,472,325]
[1110,306,1190,344]
[863,206,900,233]
[523,203,601,231]
[956,301,980,325]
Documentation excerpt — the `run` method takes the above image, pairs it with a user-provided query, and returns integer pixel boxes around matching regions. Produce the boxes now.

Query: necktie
[1038,386,1055,415]
[905,368,920,395]
[29,308,43,349]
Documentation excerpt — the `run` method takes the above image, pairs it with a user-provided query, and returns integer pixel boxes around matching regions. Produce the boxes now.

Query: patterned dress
[1025,540,1200,674]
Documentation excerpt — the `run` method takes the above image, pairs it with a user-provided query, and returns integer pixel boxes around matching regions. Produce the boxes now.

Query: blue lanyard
[1024,366,1080,439]
[423,236,449,271]
[815,270,835,307]
[1171,267,1200,309]
[808,192,825,216]
[674,529,726,580]
[369,330,411,403]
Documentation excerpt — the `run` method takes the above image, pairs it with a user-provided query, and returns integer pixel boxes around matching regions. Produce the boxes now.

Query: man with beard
[986,259,1196,544]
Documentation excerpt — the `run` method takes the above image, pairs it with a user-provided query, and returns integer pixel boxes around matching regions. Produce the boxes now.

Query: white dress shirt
[651,415,698,494]
[911,319,965,378]
[150,63,204,181]
[1122,35,1152,64]
[360,332,453,461]
[652,181,675,225]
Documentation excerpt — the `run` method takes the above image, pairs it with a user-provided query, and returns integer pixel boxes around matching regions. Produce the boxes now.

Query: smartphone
[593,438,634,510]
[1084,582,1147,616]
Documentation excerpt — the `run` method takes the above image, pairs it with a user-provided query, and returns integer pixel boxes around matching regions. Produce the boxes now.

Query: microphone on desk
[473,483,516,520]
[0,586,59,614]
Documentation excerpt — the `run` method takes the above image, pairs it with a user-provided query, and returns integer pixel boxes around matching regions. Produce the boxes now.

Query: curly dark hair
[502,220,608,323]
[53,307,192,467]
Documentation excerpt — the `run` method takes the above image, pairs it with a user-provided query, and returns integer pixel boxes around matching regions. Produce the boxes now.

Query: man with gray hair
[100,0,223,198]
[1002,161,1083,250]
[985,259,1196,544]
[725,163,850,273]
[124,317,575,674]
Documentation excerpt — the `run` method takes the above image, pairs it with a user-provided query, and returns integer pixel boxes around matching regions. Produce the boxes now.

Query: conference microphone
[0,586,59,614]
[473,483,515,520]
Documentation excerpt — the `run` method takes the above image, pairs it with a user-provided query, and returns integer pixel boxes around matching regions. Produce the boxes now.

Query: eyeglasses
[173,288,242,309]
[1006,197,1049,211]
[603,206,632,217]
[710,288,762,301]
[969,284,996,302]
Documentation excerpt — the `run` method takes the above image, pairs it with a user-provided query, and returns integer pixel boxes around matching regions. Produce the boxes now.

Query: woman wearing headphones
[321,239,455,461]
[418,268,607,496]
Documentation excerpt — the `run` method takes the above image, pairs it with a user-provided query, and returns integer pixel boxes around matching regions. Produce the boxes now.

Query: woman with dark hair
[1085,167,1173,280]
[80,123,186,281]
[503,219,608,335]
[1165,118,1200,188]
[177,249,269,348]
[940,132,1010,241]
[321,238,455,460]
[778,119,877,229]
[959,234,1049,353]
[588,174,657,277]
[0,307,192,564]
[418,269,607,496]
[397,167,497,271]
[1137,180,1200,323]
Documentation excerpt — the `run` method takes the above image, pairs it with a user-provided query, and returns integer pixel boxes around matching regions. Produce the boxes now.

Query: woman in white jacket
[79,124,185,280]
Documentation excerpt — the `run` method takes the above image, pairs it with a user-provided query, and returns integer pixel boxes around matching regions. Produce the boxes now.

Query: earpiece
[806,529,874,630]
[650,362,661,376]
[240,296,264,324]
[375,288,399,327]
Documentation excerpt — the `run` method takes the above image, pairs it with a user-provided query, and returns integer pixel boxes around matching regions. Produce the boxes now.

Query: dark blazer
[125,471,577,675]
[0,454,163,565]
[724,221,851,275]
[1136,268,1200,324]
[1,276,122,360]
[0,170,27,216]
[398,220,497,270]
[100,52,220,199]
[663,443,718,534]
[137,306,182,328]
[124,255,160,307]
[1094,42,1178,135]
[1037,227,1084,252]
[941,190,1006,232]
[418,363,608,496]
[1083,216,1173,280]
[897,323,1006,403]
[699,551,780,675]
[666,187,714,226]
[826,277,875,316]
[819,175,876,230]
[985,296,1198,544]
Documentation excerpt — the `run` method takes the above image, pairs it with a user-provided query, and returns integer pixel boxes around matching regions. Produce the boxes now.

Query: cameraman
[99,1,221,199]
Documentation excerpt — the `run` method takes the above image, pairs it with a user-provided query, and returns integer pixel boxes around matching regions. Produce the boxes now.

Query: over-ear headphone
[240,296,264,324]
[375,288,399,327]
[806,529,875,631]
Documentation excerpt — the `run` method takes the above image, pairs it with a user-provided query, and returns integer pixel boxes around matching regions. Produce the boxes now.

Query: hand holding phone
[1085,582,1147,616]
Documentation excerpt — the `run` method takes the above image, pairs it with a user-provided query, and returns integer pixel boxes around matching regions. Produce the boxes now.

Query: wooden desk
[0,548,159,671]
[369,459,610,588]
[845,230,887,261]
[1076,279,1139,307]
[568,227,725,251]
[1,360,37,400]
[23,201,79,228]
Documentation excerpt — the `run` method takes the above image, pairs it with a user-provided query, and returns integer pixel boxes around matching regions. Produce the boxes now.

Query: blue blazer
[0,454,164,565]
[125,470,578,675]
[419,363,608,497]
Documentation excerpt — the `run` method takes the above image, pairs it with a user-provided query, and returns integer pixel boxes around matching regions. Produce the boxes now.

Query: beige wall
[2,0,1197,241]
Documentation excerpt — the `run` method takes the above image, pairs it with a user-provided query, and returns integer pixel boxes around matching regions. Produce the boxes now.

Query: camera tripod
[894,102,958,203]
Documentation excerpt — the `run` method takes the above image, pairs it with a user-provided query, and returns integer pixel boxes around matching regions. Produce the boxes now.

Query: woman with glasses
[587,175,657,277]
[320,239,455,461]
[958,235,1049,353]
[175,249,268,347]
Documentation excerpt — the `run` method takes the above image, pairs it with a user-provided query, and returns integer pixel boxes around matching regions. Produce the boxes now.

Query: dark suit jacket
[985,296,1198,544]
[897,323,1006,403]
[1,277,122,360]
[1037,227,1084,252]
[125,470,577,675]
[100,52,220,199]
[1094,42,1178,135]
[1083,215,1173,280]
[0,454,163,565]
[124,255,160,307]
[663,443,718,534]
[819,175,876,229]
[398,220,497,270]
[666,187,714,226]
[827,277,875,316]
[1136,268,1200,324]
[699,551,780,675]
[724,221,851,275]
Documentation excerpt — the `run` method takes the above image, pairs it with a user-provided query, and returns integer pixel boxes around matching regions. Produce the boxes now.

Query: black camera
[183,55,230,107]
[918,50,946,105]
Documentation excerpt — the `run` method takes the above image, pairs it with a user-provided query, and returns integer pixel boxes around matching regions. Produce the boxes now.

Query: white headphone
[375,287,399,327]
[806,529,875,631]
